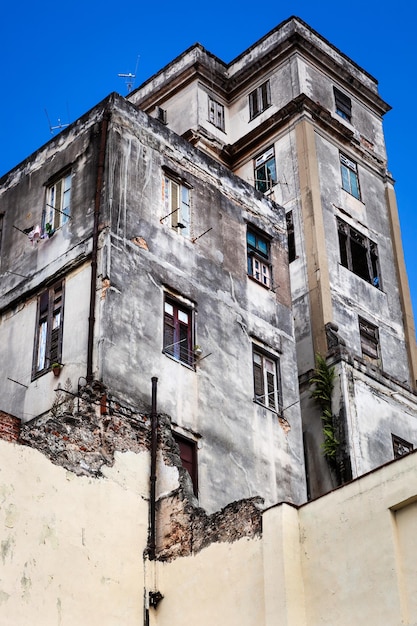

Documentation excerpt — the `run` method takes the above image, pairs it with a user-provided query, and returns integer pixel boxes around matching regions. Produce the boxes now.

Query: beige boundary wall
[154,452,417,626]
[1,439,417,625]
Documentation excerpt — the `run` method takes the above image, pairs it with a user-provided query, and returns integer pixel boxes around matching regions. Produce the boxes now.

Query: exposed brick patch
[19,383,149,477]
[156,491,263,561]
[0,411,21,442]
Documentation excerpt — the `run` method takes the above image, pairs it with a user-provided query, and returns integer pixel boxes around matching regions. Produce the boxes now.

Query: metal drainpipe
[86,108,110,383]
[149,376,158,561]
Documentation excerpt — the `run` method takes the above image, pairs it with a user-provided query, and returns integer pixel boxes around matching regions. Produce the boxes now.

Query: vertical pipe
[149,376,158,560]
[87,108,110,383]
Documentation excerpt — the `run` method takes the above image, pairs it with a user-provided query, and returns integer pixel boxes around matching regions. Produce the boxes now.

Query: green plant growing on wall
[310,354,339,461]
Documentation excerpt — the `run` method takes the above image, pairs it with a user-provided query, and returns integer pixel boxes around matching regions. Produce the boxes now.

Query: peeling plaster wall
[96,99,306,513]
[0,262,91,421]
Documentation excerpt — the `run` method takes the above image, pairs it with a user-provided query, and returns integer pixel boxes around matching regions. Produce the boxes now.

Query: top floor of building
[128,16,391,168]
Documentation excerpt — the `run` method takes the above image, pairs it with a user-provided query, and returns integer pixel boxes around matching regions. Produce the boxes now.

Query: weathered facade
[130,16,417,497]
[1,15,417,625]
[0,93,305,513]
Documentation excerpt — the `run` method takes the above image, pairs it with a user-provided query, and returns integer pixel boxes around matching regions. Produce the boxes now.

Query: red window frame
[163,297,193,366]
[173,432,198,496]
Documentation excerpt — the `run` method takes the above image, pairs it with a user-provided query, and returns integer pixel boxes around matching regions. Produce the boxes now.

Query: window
[33,281,64,378]
[173,432,198,496]
[253,347,282,412]
[162,174,191,237]
[208,96,225,131]
[337,218,381,288]
[340,153,360,200]
[334,87,352,122]
[286,211,296,262]
[156,106,167,124]
[247,227,271,287]
[45,172,71,231]
[392,434,413,459]
[163,296,194,366]
[359,317,380,364]
[254,147,276,193]
[249,81,271,120]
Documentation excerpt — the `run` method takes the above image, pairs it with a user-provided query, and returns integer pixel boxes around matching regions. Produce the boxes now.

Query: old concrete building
[129,15,417,497]
[0,93,305,513]
[1,14,417,626]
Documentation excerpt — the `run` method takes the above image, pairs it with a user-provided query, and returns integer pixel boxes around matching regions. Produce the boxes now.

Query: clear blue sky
[1,0,416,329]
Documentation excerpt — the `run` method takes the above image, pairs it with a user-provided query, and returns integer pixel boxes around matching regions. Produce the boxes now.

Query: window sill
[253,399,281,416]
[247,274,272,290]
[162,350,196,371]
[249,104,272,123]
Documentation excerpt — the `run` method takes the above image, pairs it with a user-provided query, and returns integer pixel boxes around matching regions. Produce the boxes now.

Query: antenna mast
[118,55,140,94]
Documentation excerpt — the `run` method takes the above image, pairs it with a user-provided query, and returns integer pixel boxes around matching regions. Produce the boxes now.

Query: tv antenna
[45,108,70,135]
[118,55,140,93]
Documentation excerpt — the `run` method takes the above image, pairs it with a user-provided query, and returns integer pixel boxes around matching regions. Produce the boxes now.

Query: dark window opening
[249,81,271,120]
[392,434,413,459]
[337,218,381,288]
[334,87,352,122]
[156,107,167,124]
[173,433,198,496]
[247,227,271,288]
[286,211,296,262]
[163,297,194,366]
[32,281,64,378]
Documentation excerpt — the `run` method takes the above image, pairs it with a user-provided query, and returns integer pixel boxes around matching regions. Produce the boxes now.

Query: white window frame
[254,147,276,193]
[252,347,282,412]
[247,227,271,288]
[162,174,191,237]
[45,172,72,231]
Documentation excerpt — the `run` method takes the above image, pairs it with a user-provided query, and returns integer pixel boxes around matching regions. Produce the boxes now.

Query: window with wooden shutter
[359,317,380,365]
[249,81,271,120]
[33,280,64,378]
[334,87,352,122]
[162,174,191,237]
[173,432,198,496]
[252,347,281,412]
[163,297,194,366]
[208,96,225,131]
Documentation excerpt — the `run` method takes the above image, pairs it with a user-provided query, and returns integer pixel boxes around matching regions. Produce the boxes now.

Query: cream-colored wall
[151,537,264,626]
[1,436,416,626]
[0,441,149,626]
[153,452,417,626]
